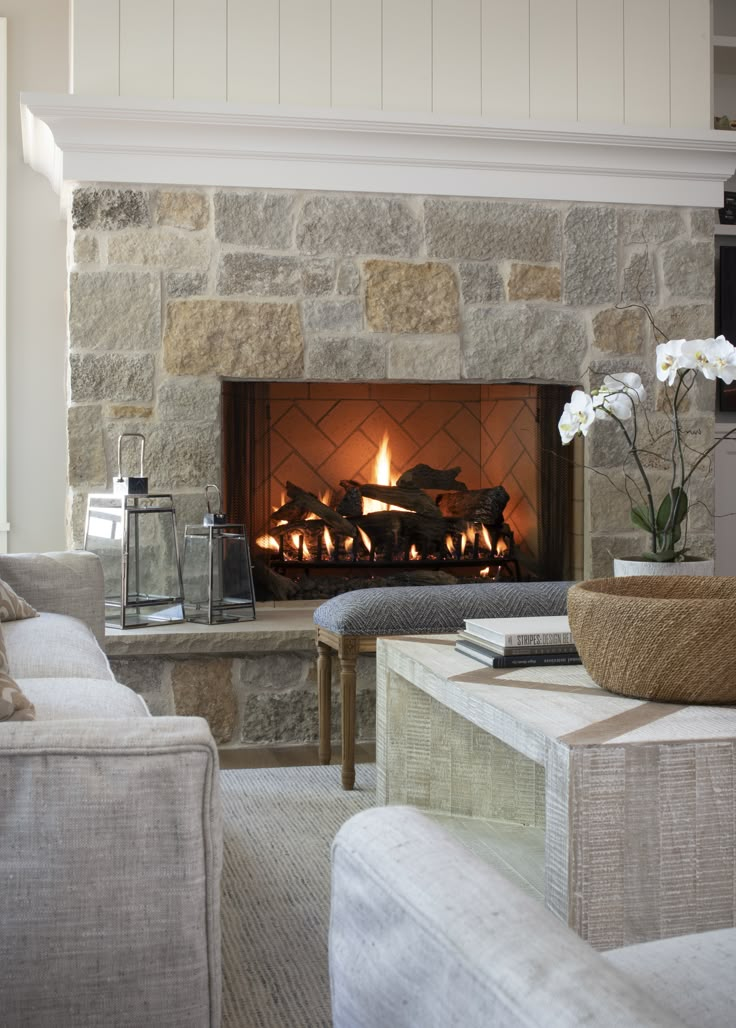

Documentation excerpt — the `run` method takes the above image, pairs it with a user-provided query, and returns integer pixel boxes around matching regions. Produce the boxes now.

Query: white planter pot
[613,557,715,577]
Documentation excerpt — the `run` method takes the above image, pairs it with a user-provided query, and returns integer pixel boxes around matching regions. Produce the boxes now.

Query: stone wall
[67,185,717,575]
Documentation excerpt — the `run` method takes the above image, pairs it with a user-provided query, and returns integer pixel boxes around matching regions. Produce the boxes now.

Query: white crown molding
[20,92,736,210]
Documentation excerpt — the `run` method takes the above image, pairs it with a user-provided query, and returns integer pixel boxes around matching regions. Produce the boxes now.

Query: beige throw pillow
[0,578,38,622]
[0,624,35,721]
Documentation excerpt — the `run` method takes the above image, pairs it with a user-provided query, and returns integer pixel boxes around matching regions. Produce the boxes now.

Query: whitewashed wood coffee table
[377,635,736,952]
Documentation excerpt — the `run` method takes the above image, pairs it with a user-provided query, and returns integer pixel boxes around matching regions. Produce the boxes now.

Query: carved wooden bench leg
[317,638,333,766]
[338,636,359,791]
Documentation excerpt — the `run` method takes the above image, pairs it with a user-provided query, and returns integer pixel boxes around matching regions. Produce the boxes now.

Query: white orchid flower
[593,372,645,420]
[686,335,736,383]
[656,339,693,385]
[558,390,595,444]
[679,338,720,378]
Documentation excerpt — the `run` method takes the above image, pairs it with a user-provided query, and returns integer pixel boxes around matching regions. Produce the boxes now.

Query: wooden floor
[218,742,376,770]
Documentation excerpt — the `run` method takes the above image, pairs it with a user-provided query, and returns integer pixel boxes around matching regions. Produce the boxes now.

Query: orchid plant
[558,334,736,562]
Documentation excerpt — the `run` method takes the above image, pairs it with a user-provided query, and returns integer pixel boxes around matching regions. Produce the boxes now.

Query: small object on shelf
[714,114,732,130]
[719,191,736,225]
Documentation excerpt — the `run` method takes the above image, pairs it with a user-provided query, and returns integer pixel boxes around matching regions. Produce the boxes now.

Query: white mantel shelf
[20,92,736,209]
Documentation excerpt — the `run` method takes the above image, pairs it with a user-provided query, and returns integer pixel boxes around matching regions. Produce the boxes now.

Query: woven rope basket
[567,576,736,704]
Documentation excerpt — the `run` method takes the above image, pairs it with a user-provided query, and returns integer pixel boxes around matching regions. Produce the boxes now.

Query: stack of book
[455,615,581,668]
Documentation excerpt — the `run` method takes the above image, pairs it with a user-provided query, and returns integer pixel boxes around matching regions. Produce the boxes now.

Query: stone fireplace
[66,185,716,579]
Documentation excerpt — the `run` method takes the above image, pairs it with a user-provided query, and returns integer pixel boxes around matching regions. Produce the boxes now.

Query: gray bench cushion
[313,581,572,636]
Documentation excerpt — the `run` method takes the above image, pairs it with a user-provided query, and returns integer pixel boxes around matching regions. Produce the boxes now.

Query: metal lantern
[181,485,256,624]
[84,433,185,629]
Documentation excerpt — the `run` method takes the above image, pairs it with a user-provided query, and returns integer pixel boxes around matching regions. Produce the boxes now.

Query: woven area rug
[220,762,376,1028]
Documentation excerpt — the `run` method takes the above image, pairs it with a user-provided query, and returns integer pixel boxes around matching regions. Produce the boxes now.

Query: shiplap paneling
[70,0,715,130]
[529,0,577,120]
[432,0,482,115]
[670,0,711,129]
[481,0,530,119]
[382,0,432,112]
[228,0,280,104]
[120,0,173,98]
[577,0,623,124]
[332,0,382,109]
[624,0,670,126]
[280,0,331,106]
[72,0,120,95]
[174,0,227,101]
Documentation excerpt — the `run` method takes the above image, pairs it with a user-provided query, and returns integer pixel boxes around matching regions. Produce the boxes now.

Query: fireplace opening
[222,381,576,600]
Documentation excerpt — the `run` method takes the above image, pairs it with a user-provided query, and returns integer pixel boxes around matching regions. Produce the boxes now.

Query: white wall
[71,0,712,129]
[6,0,69,552]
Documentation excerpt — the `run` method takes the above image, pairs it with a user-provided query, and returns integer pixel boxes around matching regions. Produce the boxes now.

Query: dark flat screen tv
[718,245,736,412]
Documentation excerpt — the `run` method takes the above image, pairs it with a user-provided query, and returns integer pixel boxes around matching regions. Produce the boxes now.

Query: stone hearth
[66,184,717,577]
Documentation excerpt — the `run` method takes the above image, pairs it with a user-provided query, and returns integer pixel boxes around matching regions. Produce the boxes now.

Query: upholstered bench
[314,580,571,788]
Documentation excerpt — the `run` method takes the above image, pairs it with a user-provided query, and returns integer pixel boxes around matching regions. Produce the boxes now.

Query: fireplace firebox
[222,381,573,599]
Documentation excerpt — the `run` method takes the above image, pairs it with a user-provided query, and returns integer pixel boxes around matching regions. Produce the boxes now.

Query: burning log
[436,486,510,526]
[396,464,468,491]
[348,482,443,519]
[353,511,447,553]
[271,482,358,538]
[337,481,363,517]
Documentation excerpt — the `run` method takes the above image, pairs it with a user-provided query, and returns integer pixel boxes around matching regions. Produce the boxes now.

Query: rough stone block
[661,240,714,300]
[336,260,361,294]
[464,305,587,382]
[70,353,155,403]
[458,262,505,304]
[109,405,153,419]
[110,421,221,490]
[156,190,209,230]
[621,251,657,305]
[425,199,560,261]
[563,206,618,305]
[305,335,387,380]
[654,304,714,341]
[72,234,99,265]
[296,195,422,257]
[214,191,296,248]
[507,263,561,301]
[156,376,221,424]
[171,658,237,744]
[690,208,716,239]
[108,230,209,270]
[67,491,88,549]
[110,657,175,716]
[302,298,363,333]
[592,307,647,355]
[239,687,318,744]
[217,252,302,296]
[166,271,208,298]
[301,257,336,295]
[163,299,304,378]
[69,271,161,351]
[68,405,107,487]
[71,187,150,230]
[388,335,461,379]
[619,207,685,245]
[364,260,459,333]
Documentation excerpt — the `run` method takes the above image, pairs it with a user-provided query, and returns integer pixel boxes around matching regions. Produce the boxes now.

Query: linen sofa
[330,806,734,1028]
[0,551,221,1028]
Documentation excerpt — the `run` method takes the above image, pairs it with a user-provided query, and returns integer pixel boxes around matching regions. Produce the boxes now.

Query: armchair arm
[330,807,686,1028]
[0,550,105,644]
[0,716,221,1028]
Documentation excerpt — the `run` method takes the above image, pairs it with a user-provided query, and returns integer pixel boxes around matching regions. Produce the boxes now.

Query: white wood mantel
[20,91,736,209]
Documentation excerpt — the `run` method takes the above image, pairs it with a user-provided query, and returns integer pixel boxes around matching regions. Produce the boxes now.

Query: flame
[460,533,467,556]
[290,532,311,559]
[409,544,419,560]
[496,539,507,555]
[364,432,393,515]
[256,534,279,551]
[444,534,456,556]
[344,537,353,554]
[357,526,372,552]
[481,525,494,552]
[323,526,334,558]
[479,566,491,577]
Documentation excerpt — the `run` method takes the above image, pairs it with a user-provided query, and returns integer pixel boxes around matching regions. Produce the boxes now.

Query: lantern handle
[205,484,222,515]
[117,433,146,480]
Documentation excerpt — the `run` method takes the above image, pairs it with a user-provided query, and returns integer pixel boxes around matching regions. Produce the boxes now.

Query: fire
[357,526,372,552]
[481,525,494,553]
[479,566,491,577]
[409,544,419,560]
[290,532,311,559]
[344,536,353,554]
[323,526,334,558]
[363,433,394,515]
[256,534,279,551]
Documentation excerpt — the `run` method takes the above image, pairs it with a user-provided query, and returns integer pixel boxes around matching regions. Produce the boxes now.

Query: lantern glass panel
[182,524,256,624]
